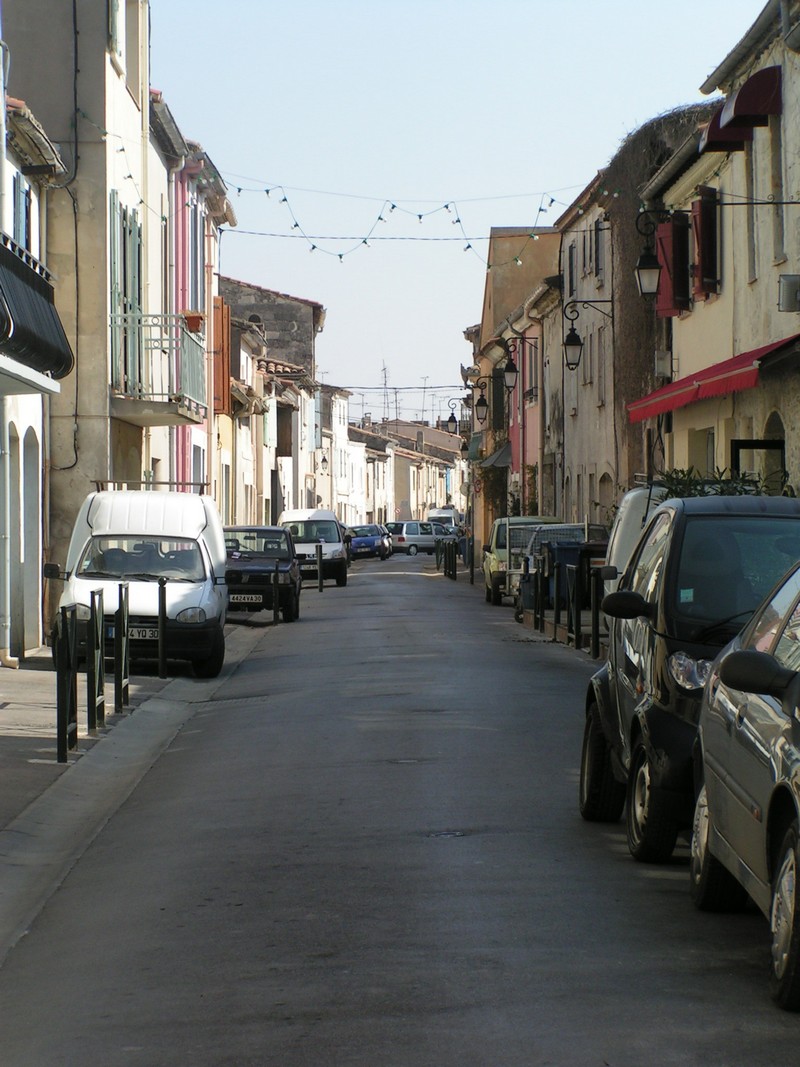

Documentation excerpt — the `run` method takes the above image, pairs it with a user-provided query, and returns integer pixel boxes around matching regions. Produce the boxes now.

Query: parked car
[690,556,800,1009]
[224,525,302,621]
[278,508,348,586]
[387,520,439,555]
[349,523,388,559]
[45,490,229,677]
[603,484,668,600]
[482,515,559,605]
[579,495,800,864]
[432,522,459,543]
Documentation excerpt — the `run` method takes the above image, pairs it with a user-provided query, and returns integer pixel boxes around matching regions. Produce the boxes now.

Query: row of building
[0,2,464,663]
[463,0,800,551]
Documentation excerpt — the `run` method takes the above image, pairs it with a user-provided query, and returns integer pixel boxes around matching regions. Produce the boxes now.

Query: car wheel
[490,579,502,606]
[771,823,800,1010]
[193,628,225,679]
[690,784,748,911]
[336,563,348,587]
[408,544,418,556]
[626,741,679,862]
[579,702,625,822]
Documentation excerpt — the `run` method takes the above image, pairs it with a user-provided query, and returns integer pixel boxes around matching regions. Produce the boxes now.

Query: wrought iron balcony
[109,312,207,426]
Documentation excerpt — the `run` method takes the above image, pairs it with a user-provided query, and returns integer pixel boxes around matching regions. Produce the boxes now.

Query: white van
[427,507,461,527]
[278,508,348,586]
[45,490,229,677]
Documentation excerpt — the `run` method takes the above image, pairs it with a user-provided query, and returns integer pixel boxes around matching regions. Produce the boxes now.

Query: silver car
[692,556,800,1010]
[385,521,439,555]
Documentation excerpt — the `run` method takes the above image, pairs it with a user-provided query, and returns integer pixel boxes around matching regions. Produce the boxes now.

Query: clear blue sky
[150,0,761,422]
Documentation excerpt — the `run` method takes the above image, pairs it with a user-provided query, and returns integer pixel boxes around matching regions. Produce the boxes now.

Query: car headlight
[277,572,291,584]
[668,651,713,690]
[176,607,207,624]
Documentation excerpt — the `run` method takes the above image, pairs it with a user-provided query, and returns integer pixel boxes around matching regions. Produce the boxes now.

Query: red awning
[720,66,782,129]
[628,334,800,424]
[698,106,753,154]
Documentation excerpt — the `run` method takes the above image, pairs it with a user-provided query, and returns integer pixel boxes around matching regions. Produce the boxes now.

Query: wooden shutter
[692,189,719,300]
[655,214,690,317]
[213,296,232,416]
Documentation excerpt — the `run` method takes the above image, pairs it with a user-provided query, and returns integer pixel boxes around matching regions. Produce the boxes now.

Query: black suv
[224,525,302,622]
[579,495,800,862]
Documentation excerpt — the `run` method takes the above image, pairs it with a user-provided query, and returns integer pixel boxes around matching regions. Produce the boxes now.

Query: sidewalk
[0,621,269,834]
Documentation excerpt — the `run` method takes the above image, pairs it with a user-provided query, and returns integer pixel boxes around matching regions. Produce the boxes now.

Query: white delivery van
[45,490,229,677]
[427,507,461,528]
[278,508,348,586]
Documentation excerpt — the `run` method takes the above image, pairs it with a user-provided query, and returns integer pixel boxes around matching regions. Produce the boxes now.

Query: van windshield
[76,537,205,581]
[283,520,340,543]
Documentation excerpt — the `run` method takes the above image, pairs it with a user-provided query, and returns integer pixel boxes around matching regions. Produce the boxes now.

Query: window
[628,512,671,599]
[655,213,690,317]
[691,187,719,299]
[567,243,577,297]
[12,174,31,250]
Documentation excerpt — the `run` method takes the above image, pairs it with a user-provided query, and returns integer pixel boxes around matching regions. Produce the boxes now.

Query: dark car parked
[224,525,302,622]
[349,523,389,559]
[691,557,800,1010]
[579,495,800,864]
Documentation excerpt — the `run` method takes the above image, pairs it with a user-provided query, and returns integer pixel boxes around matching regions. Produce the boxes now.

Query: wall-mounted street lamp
[562,300,614,370]
[470,344,519,424]
[446,397,463,435]
[633,209,671,297]
[319,451,328,473]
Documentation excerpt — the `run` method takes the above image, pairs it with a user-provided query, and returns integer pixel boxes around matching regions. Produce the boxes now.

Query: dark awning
[0,238,74,379]
[720,66,782,129]
[628,334,800,424]
[698,106,753,154]
[479,440,511,468]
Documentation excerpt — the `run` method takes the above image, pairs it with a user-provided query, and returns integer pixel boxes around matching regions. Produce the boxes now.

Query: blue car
[349,524,388,559]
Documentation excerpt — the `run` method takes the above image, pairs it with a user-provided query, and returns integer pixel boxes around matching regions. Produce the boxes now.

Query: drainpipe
[0,21,17,667]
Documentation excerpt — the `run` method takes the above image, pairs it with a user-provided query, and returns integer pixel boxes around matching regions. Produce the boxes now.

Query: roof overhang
[628,334,800,423]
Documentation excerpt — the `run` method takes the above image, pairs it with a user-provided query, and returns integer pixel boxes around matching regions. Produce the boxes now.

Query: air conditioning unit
[778,275,800,312]
[654,350,672,378]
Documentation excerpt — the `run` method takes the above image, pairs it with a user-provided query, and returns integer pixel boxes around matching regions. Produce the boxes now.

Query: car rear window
[671,515,800,640]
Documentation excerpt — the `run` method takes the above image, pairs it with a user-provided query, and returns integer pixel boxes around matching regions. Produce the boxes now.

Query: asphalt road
[0,554,798,1065]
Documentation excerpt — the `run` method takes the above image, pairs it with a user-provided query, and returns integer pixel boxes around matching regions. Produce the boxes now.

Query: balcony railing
[109,312,206,425]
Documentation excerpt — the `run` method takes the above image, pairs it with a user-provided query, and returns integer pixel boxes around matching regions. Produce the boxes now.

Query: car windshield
[284,520,340,543]
[76,537,205,581]
[671,515,800,642]
[226,529,291,559]
[352,525,378,537]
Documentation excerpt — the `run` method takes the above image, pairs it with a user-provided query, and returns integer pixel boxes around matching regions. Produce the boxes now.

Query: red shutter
[213,296,232,416]
[655,214,690,317]
[692,189,719,300]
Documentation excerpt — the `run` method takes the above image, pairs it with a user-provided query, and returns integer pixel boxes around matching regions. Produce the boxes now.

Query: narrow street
[0,557,797,1065]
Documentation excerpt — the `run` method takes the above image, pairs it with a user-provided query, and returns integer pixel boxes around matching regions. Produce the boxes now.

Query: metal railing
[109,312,206,414]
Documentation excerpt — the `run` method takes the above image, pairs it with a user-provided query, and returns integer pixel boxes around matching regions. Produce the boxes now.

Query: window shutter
[213,296,232,416]
[655,214,690,317]
[691,189,719,299]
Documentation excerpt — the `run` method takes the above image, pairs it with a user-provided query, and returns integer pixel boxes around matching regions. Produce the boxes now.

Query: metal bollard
[316,544,324,592]
[158,577,168,679]
[56,605,79,762]
[86,588,106,732]
[114,581,130,713]
[273,562,280,624]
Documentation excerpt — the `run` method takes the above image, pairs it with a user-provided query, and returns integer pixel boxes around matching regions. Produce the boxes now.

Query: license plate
[300,563,317,571]
[230,593,263,604]
[105,625,159,640]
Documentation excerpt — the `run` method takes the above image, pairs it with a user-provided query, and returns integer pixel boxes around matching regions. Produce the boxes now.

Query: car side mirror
[598,565,618,580]
[601,590,653,620]
[719,649,796,697]
[43,562,64,580]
